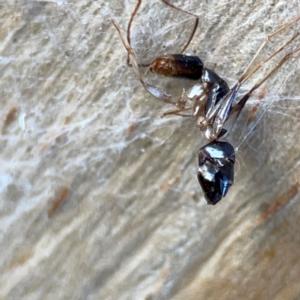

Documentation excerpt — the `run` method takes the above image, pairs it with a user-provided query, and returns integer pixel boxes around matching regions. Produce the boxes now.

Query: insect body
[149,53,234,204]
[112,0,300,205]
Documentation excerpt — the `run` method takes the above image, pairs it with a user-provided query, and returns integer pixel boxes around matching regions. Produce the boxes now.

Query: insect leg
[206,33,300,139]
[231,46,300,121]
[161,107,193,117]
[126,0,143,67]
[161,0,199,53]
[240,33,299,85]
[127,0,199,67]
[241,15,300,78]
[112,18,178,105]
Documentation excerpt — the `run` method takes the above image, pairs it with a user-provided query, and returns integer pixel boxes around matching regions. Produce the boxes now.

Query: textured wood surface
[1,1,300,299]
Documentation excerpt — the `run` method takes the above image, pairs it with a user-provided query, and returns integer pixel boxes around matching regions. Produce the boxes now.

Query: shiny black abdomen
[171,54,204,80]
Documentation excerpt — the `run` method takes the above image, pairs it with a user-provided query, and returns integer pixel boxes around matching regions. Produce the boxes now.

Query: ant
[111,0,300,205]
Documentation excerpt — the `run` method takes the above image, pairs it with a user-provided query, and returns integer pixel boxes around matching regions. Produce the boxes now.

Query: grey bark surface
[1,1,300,299]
